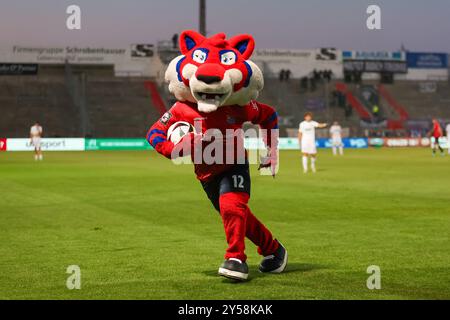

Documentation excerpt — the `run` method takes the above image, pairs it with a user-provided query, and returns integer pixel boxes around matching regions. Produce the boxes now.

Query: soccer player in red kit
[430,118,444,156]
[146,30,287,281]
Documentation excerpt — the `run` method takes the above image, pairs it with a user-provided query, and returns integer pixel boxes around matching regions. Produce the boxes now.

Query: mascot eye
[192,49,208,64]
[220,51,236,65]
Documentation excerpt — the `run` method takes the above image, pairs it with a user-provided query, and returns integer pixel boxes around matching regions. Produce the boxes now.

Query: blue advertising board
[343,51,405,61]
[245,138,368,150]
[316,138,368,149]
[407,52,448,69]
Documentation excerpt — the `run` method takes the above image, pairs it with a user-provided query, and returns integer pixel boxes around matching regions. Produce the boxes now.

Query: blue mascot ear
[185,36,196,51]
[179,30,206,55]
[235,41,249,54]
[229,34,255,60]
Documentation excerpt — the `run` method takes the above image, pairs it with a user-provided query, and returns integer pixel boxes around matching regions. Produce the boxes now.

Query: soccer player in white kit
[30,121,43,161]
[329,121,344,156]
[446,123,450,155]
[298,112,327,173]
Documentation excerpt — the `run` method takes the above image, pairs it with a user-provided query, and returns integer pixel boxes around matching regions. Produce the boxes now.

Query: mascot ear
[228,34,255,60]
[179,30,206,55]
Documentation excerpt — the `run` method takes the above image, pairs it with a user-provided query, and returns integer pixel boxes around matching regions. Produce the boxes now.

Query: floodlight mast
[199,0,206,36]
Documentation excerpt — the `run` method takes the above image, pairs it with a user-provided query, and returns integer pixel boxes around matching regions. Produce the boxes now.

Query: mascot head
[165,30,264,113]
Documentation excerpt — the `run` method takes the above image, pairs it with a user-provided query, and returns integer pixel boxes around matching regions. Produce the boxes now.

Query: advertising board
[6,138,84,151]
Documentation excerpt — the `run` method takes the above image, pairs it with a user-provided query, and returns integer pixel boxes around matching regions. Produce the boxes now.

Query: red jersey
[432,122,443,138]
[147,100,278,182]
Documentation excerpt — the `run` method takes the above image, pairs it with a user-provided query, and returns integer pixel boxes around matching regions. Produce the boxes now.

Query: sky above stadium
[1,0,450,52]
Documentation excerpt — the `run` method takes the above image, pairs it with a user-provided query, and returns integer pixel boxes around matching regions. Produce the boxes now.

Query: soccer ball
[167,121,195,144]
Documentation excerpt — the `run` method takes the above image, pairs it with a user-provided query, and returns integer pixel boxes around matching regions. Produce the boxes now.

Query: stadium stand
[0,75,78,138]
[0,64,162,138]
[335,82,372,121]
[379,81,450,120]
[85,77,161,137]
[257,78,363,137]
[377,84,409,120]
[1,61,449,139]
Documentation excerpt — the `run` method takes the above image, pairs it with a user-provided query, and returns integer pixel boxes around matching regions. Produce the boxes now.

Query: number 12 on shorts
[232,175,244,189]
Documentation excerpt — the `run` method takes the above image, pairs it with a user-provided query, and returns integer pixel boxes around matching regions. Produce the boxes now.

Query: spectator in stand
[313,69,319,81]
[285,69,291,81]
[279,69,285,82]
[372,104,380,118]
[344,104,352,118]
[309,77,316,92]
[300,77,308,90]
[338,92,346,108]
[331,90,338,107]
[353,71,362,83]
[325,70,333,82]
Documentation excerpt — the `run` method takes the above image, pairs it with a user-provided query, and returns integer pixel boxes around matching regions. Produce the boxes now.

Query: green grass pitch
[0,149,449,300]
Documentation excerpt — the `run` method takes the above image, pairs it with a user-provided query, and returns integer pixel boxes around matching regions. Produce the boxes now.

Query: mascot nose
[197,75,221,84]
[195,64,225,84]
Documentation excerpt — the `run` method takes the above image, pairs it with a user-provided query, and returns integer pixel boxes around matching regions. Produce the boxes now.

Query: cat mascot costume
[147,30,287,281]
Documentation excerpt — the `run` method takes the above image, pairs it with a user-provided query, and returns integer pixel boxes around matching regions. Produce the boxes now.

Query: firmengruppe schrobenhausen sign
[4,46,127,64]
[0,45,160,77]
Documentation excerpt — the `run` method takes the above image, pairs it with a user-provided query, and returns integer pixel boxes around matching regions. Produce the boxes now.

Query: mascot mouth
[198,92,225,100]
[192,90,231,113]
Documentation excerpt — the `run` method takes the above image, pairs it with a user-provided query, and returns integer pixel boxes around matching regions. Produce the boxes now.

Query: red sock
[246,208,279,256]
[219,192,279,261]
[219,192,249,262]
